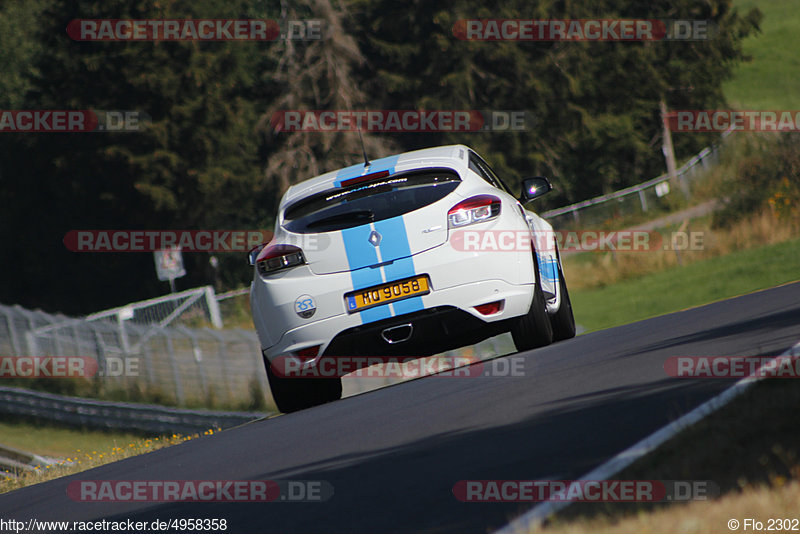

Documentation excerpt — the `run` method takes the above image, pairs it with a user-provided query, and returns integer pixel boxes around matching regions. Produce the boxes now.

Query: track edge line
[494,339,800,534]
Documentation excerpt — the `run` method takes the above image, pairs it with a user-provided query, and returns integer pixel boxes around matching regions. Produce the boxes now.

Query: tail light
[474,300,504,315]
[295,345,320,362]
[255,244,306,276]
[339,170,391,188]
[448,195,501,228]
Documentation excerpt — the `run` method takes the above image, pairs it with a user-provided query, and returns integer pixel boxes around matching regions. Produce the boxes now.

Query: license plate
[345,275,430,313]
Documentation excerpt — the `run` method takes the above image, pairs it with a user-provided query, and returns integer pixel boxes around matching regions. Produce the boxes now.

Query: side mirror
[519,176,553,203]
[248,243,267,266]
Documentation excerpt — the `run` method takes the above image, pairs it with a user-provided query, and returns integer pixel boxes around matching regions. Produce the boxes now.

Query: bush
[713,133,800,228]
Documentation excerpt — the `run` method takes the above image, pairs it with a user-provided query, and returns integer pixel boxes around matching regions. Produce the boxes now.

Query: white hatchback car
[250,144,575,412]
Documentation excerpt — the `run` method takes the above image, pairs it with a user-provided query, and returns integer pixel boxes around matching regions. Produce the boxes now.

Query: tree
[0,0,273,313]
[350,0,761,207]
[257,0,399,198]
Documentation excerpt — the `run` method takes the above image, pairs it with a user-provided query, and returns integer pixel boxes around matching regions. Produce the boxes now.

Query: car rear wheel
[263,355,342,413]
[550,264,576,341]
[510,255,554,352]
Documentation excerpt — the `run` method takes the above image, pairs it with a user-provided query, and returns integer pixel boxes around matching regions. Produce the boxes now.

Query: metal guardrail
[0,387,270,435]
[0,442,56,477]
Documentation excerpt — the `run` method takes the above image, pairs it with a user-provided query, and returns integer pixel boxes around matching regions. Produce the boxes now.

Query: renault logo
[368,230,382,247]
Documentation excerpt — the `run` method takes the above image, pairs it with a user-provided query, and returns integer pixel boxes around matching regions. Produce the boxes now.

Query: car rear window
[283,169,461,233]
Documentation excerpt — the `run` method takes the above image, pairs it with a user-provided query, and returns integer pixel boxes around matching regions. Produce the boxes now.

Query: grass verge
[0,418,221,494]
[540,480,800,534]
[534,374,800,533]
[0,419,145,458]
[567,232,800,333]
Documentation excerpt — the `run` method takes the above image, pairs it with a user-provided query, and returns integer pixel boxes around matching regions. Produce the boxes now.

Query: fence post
[117,312,132,354]
[638,189,649,213]
[51,319,66,358]
[178,326,208,401]
[161,328,185,406]
[205,329,233,404]
[0,308,23,356]
[205,286,223,329]
[16,307,40,356]
[70,322,83,359]
[92,327,108,396]
[141,338,157,385]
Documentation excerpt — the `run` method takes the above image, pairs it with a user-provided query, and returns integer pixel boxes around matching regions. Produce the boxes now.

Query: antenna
[357,128,370,168]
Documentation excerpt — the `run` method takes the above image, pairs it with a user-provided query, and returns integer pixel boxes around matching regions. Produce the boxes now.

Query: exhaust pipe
[381,323,413,344]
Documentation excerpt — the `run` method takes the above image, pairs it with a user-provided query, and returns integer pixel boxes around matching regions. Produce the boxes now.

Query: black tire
[511,255,554,352]
[264,355,342,413]
[550,264,576,341]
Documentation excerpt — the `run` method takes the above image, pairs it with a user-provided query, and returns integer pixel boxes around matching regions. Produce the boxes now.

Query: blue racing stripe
[375,217,424,316]
[342,225,391,324]
[338,155,413,324]
[342,224,379,272]
[360,293,392,323]
[537,254,559,283]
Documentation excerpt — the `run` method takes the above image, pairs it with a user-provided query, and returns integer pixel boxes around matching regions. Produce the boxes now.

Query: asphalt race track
[2,282,799,533]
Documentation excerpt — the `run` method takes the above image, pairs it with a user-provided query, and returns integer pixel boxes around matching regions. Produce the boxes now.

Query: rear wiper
[306,210,375,229]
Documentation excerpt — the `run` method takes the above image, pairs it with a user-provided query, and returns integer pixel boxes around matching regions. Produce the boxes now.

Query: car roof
[280,144,472,209]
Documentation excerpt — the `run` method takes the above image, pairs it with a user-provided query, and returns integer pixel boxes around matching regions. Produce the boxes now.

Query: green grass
[571,236,800,332]
[545,378,800,533]
[0,418,146,458]
[723,0,800,109]
[0,421,205,493]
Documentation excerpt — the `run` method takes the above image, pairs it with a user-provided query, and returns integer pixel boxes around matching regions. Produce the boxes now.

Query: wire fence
[0,291,515,413]
[0,299,271,411]
[542,134,728,229]
[85,285,223,330]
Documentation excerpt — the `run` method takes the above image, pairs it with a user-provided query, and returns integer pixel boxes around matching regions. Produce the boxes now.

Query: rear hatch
[282,168,460,275]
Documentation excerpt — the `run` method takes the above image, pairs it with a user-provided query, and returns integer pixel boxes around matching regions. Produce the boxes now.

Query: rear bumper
[322,305,512,359]
[251,230,538,354]
[258,277,533,363]
[265,306,514,378]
